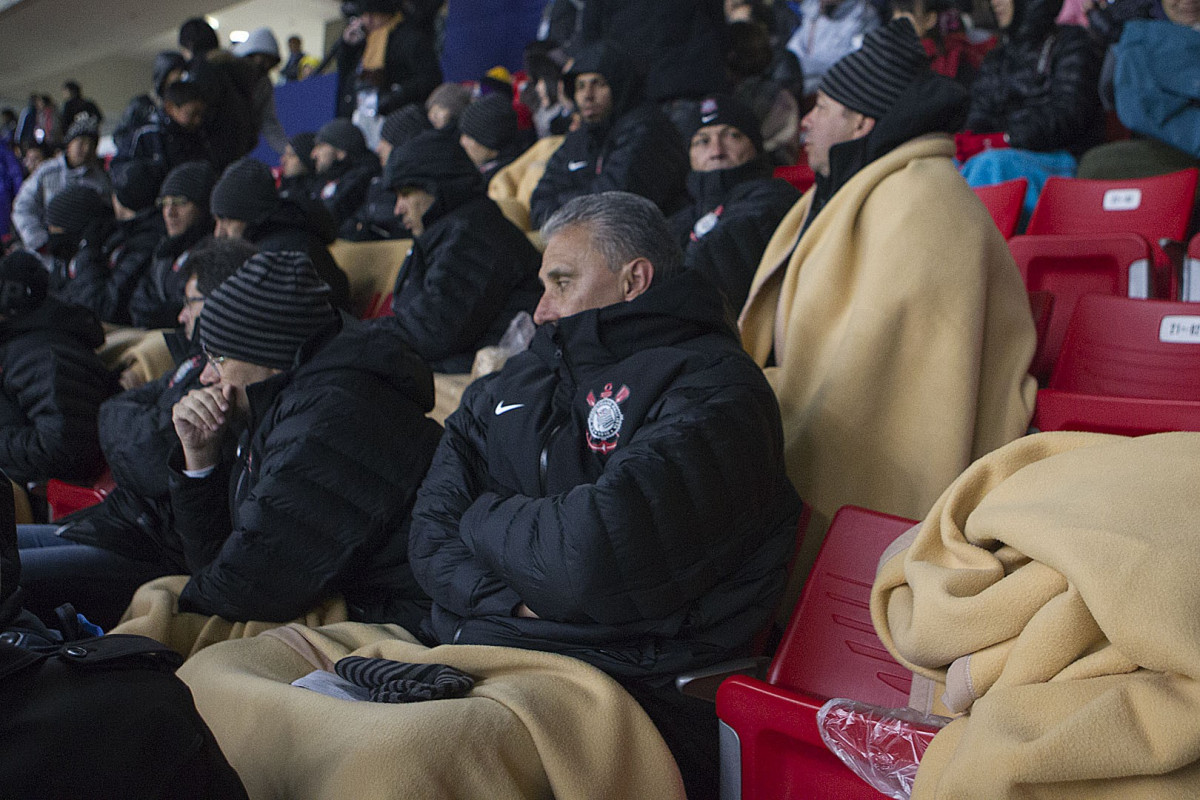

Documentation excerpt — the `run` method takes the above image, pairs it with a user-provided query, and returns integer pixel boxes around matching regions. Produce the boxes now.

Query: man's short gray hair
[540,192,683,280]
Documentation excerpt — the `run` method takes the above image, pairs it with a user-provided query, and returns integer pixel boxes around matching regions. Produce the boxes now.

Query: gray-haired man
[408,191,801,800]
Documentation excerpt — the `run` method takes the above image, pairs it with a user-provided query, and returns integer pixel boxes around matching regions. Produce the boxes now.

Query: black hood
[384,129,486,225]
[0,295,107,349]
[251,195,337,246]
[565,41,645,137]
[685,155,774,212]
[532,269,737,369]
[1006,0,1063,42]
[813,71,968,220]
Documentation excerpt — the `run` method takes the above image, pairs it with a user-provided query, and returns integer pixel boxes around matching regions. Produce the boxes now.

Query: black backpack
[0,479,248,800]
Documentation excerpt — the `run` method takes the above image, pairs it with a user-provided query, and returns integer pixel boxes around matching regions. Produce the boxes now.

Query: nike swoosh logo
[701,113,717,123]
[495,402,525,416]
[568,160,589,171]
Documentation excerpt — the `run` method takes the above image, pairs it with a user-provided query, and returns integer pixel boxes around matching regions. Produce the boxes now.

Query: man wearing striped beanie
[738,17,1038,577]
[167,250,442,630]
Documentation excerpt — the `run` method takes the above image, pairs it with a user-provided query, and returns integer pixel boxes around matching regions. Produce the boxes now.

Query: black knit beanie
[380,104,429,149]
[819,17,929,120]
[315,118,368,157]
[288,132,317,173]
[47,185,110,238]
[384,129,480,192]
[0,251,49,316]
[210,158,278,224]
[64,114,100,145]
[161,160,218,212]
[200,251,335,370]
[686,94,764,155]
[458,94,518,152]
[112,160,166,213]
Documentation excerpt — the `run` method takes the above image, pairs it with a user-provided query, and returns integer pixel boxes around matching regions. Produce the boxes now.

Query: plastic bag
[817,698,950,800]
[471,312,536,379]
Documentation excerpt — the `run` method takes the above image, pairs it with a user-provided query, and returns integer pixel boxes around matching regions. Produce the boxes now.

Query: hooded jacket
[409,270,801,681]
[384,132,543,373]
[313,150,381,231]
[529,42,689,228]
[56,207,167,324]
[668,157,800,311]
[246,196,351,312]
[170,315,443,627]
[965,0,1104,154]
[0,297,115,485]
[128,218,213,329]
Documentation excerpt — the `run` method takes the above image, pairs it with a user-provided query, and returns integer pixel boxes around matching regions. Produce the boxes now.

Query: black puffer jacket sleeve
[174,372,442,623]
[98,352,202,498]
[389,201,541,370]
[412,357,794,626]
[0,333,113,484]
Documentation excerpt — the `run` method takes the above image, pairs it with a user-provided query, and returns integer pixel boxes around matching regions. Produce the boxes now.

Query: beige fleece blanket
[110,575,349,659]
[178,621,686,800]
[739,134,1037,584]
[488,135,564,211]
[872,431,1200,799]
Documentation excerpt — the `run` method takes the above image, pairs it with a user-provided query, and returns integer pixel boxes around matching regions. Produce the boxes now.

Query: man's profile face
[280,144,306,177]
[533,224,629,325]
[393,186,435,236]
[800,91,872,178]
[990,0,1014,28]
[166,100,205,131]
[214,217,248,240]
[199,351,279,420]
[459,133,495,168]
[1163,0,1200,25]
[161,196,202,237]
[177,275,204,340]
[65,136,95,168]
[689,123,757,172]
[574,73,613,124]
[311,142,341,174]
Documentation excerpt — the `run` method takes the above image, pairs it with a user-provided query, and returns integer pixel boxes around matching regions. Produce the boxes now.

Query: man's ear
[852,115,876,140]
[623,257,654,301]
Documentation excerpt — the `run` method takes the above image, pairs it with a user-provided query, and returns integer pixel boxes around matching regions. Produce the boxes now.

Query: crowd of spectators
[1,0,1199,796]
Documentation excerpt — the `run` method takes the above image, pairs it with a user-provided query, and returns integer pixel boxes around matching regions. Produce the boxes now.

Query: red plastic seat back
[972,178,1027,238]
[774,163,815,194]
[1026,168,1199,243]
[1183,233,1200,302]
[1049,294,1200,400]
[768,506,917,707]
[1010,233,1150,381]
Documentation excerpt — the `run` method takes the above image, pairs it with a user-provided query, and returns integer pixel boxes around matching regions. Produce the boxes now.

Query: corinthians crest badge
[586,383,630,454]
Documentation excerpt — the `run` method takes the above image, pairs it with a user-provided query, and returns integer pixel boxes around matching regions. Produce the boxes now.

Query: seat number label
[1159,316,1200,343]
[1102,188,1142,211]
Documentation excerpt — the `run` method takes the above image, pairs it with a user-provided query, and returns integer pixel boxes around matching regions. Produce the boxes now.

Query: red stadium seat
[47,469,116,521]
[1033,294,1200,435]
[1182,233,1200,302]
[1009,233,1152,382]
[774,164,815,195]
[717,506,939,800]
[972,177,1026,238]
[1025,169,1200,300]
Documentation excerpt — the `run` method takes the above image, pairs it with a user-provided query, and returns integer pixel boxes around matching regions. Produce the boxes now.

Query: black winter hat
[47,185,109,238]
[686,94,764,155]
[112,160,166,213]
[380,104,428,148]
[200,250,335,370]
[383,130,480,192]
[210,157,278,223]
[160,160,218,212]
[820,17,930,120]
[64,114,100,145]
[153,51,187,97]
[458,94,518,152]
[315,118,368,157]
[288,132,317,173]
[0,251,49,316]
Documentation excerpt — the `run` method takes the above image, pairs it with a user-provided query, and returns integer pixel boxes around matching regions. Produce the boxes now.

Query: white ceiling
[0,0,341,118]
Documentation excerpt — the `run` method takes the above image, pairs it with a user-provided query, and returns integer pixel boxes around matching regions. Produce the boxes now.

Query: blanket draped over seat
[872,430,1200,799]
[177,621,686,800]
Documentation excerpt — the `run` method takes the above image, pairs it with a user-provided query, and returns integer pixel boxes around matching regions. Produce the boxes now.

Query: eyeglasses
[202,344,227,376]
[156,196,193,209]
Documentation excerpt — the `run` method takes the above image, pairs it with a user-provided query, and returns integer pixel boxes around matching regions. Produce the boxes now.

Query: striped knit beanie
[199,250,335,370]
[819,17,929,120]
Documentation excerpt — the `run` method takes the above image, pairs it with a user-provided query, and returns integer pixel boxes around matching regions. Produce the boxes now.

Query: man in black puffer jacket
[382,130,543,373]
[409,192,800,800]
[668,94,799,312]
[0,252,115,486]
[529,41,689,228]
[309,119,380,232]
[964,0,1104,155]
[210,157,351,312]
[57,160,167,324]
[169,251,441,629]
